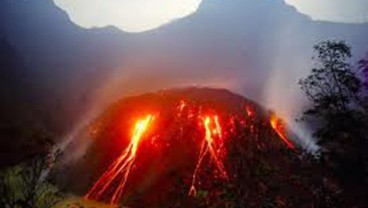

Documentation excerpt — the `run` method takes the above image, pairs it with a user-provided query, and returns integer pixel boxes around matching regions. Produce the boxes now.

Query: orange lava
[84,115,154,204]
[189,115,228,196]
[270,115,295,150]
[178,100,186,112]
[85,99,297,204]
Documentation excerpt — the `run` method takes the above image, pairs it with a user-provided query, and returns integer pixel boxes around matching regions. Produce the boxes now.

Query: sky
[284,0,368,23]
[53,0,368,32]
[52,0,202,32]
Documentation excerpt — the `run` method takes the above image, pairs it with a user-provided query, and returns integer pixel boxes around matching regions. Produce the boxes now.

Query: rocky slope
[57,88,338,207]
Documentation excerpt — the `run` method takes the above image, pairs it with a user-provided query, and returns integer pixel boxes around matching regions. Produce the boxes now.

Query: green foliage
[0,152,63,208]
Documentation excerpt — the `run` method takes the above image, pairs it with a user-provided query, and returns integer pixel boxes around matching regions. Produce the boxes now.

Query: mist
[1,0,367,160]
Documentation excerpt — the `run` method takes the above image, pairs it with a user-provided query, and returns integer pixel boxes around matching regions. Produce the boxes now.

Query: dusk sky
[53,0,368,32]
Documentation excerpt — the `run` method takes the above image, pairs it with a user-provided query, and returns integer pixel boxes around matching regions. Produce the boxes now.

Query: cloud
[52,0,202,32]
[284,0,368,23]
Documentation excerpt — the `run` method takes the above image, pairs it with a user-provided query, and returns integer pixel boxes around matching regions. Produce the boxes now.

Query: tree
[299,40,368,206]
[0,151,63,208]
[359,54,368,84]
[358,54,368,109]
[299,40,365,140]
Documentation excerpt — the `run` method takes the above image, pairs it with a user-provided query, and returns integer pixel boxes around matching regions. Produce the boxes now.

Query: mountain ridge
[0,0,367,144]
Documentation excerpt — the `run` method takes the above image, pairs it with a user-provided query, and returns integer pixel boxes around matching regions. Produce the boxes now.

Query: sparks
[270,114,295,150]
[85,114,154,204]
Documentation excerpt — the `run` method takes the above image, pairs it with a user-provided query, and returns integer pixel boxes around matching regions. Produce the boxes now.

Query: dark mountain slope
[0,37,52,167]
[129,0,368,102]
[0,0,129,132]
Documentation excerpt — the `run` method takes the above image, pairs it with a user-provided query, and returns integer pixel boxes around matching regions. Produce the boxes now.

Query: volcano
[58,88,324,207]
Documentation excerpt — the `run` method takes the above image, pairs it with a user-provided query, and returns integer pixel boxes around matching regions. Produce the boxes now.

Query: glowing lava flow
[84,98,297,203]
[85,115,154,204]
[270,115,295,150]
[189,115,228,196]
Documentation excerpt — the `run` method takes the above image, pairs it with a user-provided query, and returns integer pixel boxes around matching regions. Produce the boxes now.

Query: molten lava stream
[84,114,154,204]
[189,115,228,196]
[270,115,295,150]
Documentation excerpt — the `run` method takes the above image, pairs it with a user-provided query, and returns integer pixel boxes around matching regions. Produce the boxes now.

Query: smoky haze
[1,0,368,157]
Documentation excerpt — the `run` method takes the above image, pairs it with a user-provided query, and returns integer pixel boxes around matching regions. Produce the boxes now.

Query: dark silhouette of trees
[358,54,368,109]
[299,41,361,117]
[299,40,368,206]
[359,54,368,84]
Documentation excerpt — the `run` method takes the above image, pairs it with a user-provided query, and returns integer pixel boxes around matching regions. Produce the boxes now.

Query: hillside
[56,88,338,207]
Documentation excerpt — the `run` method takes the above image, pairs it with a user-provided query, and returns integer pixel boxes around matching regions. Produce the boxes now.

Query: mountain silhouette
[0,0,367,144]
